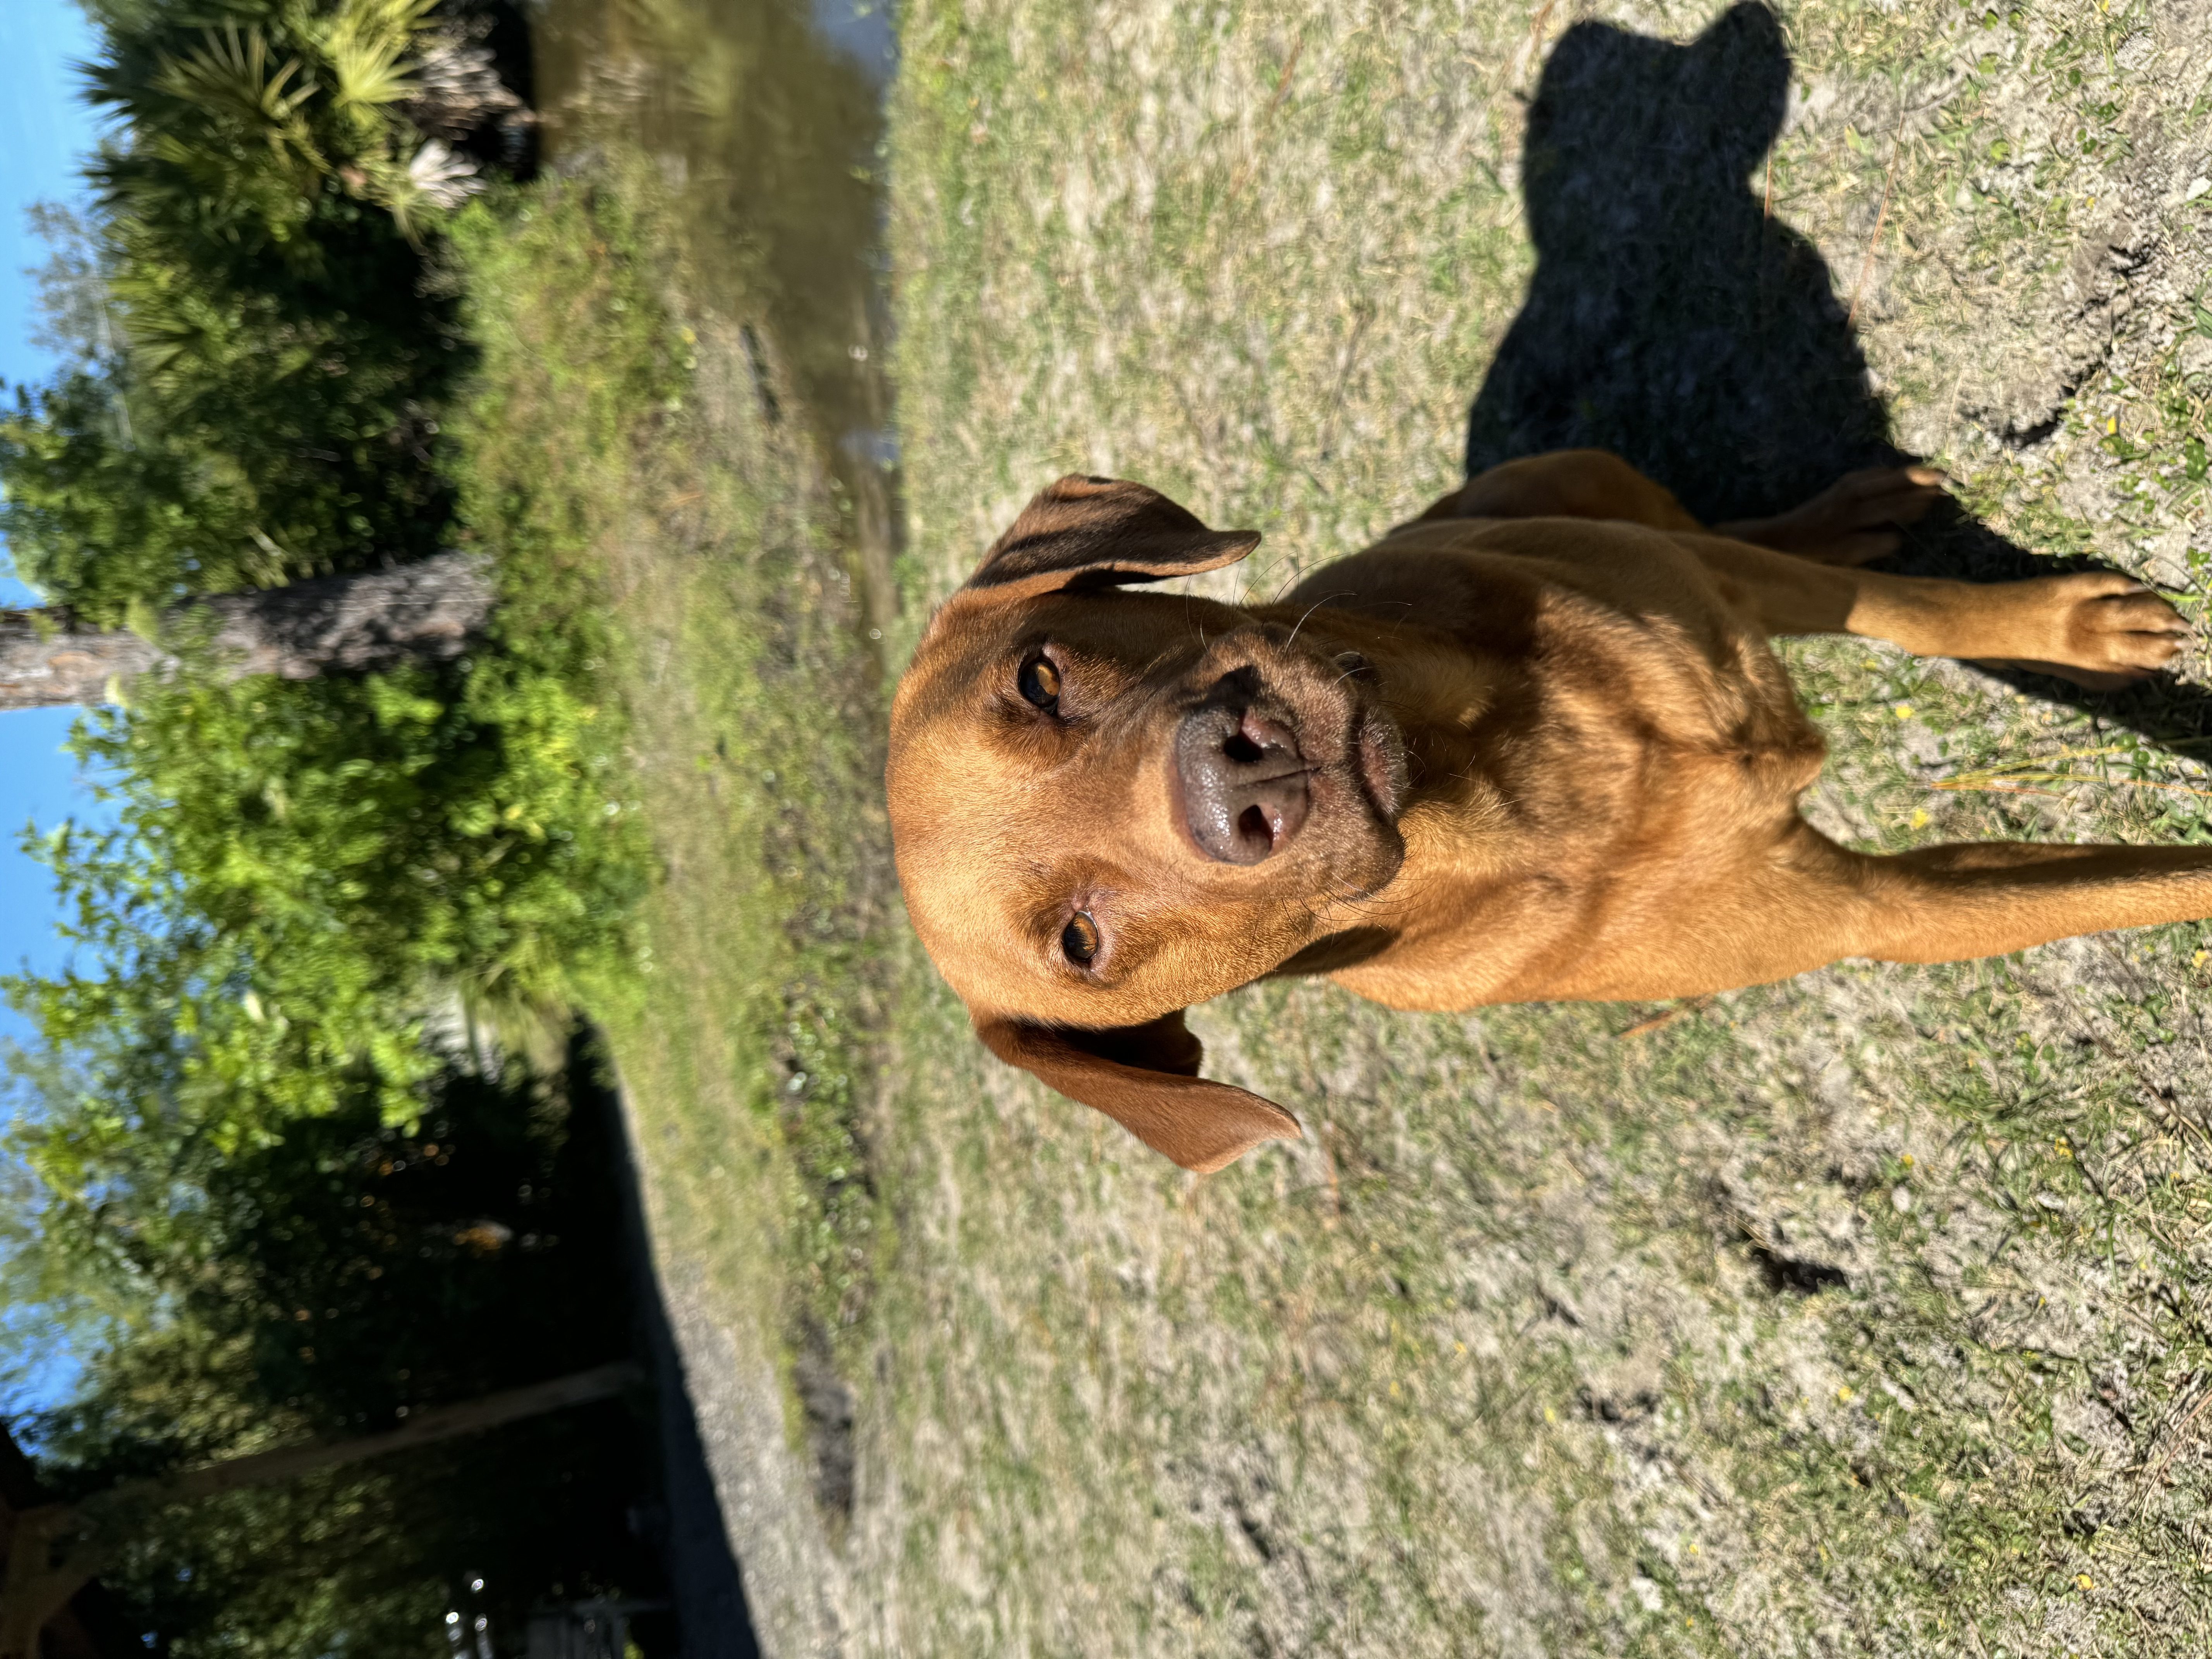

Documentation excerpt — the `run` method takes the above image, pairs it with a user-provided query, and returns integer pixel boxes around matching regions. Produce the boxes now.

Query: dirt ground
[510,0,2212,1655]
[867,1,2212,1654]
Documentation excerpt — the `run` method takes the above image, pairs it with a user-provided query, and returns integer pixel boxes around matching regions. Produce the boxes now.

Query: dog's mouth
[1172,656,1406,866]
[1352,701,1408,820]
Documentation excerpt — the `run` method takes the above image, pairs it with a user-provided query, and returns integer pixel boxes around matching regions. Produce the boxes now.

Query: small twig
[1932,771,2212,802]
[1520,0,1559,84]
[1845,118,1907,328]
[1314,302,1374,461]
[1224,36,1307,201]
[1261,36,1305,124]
[2147,1384,2212,1482]
[1618,997,1713,1040]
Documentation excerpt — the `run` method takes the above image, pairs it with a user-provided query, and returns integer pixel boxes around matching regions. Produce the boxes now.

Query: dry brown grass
[870,2,2212,1654]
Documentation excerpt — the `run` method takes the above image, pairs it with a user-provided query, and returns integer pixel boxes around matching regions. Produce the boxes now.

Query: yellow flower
[1894,702,1915,719]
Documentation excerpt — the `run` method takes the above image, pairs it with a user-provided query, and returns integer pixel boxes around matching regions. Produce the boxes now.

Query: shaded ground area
[1466,0,2212,745]
[592,1039,761,1659]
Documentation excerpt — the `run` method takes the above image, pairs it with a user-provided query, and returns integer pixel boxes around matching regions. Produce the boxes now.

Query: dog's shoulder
[1291,514,1753,667]
[1294,512,1820,802]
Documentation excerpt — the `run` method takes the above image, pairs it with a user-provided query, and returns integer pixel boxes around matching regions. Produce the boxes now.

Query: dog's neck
[1276,608,1517,818]
[1259,605,1531,955]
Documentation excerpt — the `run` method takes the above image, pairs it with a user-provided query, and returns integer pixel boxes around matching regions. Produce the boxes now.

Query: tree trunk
[0,1361,641,1659]
[0,553,498,711]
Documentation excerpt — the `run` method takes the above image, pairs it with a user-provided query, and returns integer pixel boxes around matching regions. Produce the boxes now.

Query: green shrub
[30,1053,667,1659]
[9,642,645,1188]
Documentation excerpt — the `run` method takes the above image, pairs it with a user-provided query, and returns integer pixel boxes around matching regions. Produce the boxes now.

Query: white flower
[406,139,481,210]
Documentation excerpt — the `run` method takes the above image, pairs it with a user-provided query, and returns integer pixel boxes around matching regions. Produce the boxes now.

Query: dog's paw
[1722,465,1948,566]
[1986,573,2192,689]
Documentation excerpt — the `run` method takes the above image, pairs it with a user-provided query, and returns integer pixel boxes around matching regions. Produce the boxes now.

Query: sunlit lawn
[481,0,2212,1652]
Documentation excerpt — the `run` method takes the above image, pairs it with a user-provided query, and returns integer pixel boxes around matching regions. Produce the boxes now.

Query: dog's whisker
[1285,591,1357,646]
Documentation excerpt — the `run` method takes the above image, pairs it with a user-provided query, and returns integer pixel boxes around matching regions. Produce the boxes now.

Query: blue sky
[1,0,110,1419]
[1,0,107,1020]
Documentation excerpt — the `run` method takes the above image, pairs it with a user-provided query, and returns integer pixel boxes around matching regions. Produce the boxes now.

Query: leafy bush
[0,0,480,622]
[0,21,678,1645]
[0,281,459,624]
[2,5,654,1201]
[9,636,646,1197]
[29,1053,670,1659]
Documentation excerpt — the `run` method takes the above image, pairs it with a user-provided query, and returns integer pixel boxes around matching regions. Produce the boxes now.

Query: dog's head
[888,476,1409,1172]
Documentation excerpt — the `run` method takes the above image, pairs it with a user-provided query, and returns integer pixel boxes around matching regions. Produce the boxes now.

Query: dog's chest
[1404,566,1827,837]
[1332,558,1829,1007]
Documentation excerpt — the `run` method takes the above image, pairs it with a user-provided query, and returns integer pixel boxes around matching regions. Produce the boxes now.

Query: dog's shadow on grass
[1465,0,2212,752]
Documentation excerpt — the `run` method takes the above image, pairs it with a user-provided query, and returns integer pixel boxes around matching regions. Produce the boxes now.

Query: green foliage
[39,1319,449,1659]
[441,181,689,608]
[435,147,895,1405]
[27,1055,667,1657]
[86,0,453,271]
[0,0,471,623]
[2,11,650,1283]
[0,12,672,1650]
[103,1471,453,1659]
[6,635,646,1226]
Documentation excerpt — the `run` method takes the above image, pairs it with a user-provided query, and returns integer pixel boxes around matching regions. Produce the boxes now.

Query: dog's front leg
[1527,831,2212,1003]
[1836,840,2212,966]
[1683,535,2191,689]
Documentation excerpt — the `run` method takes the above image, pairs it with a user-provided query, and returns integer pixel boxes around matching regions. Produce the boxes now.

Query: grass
[448,153,895,1625]
[460,0,2212,1653]
[881,0,2212,1654]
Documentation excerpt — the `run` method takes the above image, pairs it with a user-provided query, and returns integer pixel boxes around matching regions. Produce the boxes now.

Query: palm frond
[106,267,218,386]
[318,0,439,116]
[152,26,314,130]
[147,25,329,196]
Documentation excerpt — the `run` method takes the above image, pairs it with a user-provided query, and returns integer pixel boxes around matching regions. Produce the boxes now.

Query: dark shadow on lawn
[1465,1,2212,750]
[580,1029,763,1659]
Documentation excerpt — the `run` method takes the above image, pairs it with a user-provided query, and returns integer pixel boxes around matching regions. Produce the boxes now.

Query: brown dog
[888,450,2203,1173]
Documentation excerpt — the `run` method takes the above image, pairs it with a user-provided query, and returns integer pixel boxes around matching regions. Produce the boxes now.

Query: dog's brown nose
[1176,697,1310,864]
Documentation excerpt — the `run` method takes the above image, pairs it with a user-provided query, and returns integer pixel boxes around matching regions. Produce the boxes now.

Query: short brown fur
[888,452,2202,1173]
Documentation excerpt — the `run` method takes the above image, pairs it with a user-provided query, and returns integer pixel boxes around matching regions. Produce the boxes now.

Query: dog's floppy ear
[975,1010,1301,1174]
[961,476,1261,603]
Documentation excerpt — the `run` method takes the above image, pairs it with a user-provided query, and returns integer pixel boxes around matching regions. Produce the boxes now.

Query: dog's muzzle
[1175,679,1311,864]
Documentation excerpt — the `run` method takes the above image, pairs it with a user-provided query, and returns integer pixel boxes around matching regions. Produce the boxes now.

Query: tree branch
[0,1361,639,1657]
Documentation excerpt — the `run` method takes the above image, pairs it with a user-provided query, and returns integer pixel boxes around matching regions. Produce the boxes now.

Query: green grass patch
[874,0,2212,1652]
[446,160,893,1447]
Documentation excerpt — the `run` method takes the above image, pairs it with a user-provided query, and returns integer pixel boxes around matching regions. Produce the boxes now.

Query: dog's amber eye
[1061,912,1100,965]
[1018,654,1062,711]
